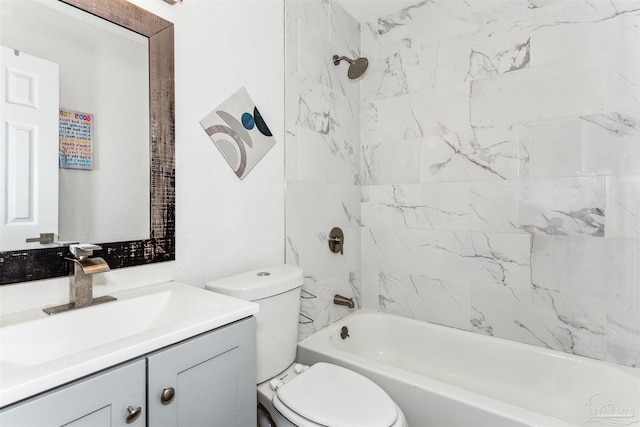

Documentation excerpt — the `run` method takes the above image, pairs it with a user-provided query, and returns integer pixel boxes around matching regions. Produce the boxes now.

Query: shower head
[333,55,369,79]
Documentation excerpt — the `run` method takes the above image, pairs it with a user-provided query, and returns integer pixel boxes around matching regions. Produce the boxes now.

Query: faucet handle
[70,244,103,258]
[328,227,344,254]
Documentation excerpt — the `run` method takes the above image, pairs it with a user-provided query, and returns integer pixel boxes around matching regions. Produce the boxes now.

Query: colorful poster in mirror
[59,108,93,170]
[199,87,276,180]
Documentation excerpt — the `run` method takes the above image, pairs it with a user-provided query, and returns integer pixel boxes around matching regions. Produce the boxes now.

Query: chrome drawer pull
[161,387,175,404]
[126,405,142,423]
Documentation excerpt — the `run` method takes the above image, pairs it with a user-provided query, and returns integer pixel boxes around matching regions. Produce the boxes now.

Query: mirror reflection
[0,0,150,251]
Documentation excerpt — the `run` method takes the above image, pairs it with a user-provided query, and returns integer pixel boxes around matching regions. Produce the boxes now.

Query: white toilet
[206,265,407,427]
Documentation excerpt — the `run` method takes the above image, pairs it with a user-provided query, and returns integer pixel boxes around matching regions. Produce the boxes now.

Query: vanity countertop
[0,281,258,408]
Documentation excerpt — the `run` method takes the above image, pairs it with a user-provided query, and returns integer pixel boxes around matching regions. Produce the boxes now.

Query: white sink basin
[0,281,258,407]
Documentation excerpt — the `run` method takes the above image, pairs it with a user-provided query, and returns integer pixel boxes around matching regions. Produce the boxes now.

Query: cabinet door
[147,317,256,427]
[0,359,145,427]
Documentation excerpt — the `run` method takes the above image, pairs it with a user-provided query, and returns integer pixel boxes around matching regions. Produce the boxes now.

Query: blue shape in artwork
[241,112,255,130]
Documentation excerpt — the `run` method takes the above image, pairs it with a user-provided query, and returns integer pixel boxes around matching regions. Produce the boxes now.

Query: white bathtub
[297,310,640,427]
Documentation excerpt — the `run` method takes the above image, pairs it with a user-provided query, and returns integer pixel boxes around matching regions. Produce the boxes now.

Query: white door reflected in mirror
[0,47,59,252]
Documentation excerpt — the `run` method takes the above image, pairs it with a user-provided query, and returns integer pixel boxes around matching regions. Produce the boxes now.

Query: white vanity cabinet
[0,360,146,426]
[147,316,257,426]
[0,317,256,427]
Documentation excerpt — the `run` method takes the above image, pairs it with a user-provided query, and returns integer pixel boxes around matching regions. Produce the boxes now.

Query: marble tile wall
[284,0,639,366]
[360,0,640,367]
[285,0,362,340]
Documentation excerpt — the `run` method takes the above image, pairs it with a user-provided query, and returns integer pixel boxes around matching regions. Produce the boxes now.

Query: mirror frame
[0,0,175,285]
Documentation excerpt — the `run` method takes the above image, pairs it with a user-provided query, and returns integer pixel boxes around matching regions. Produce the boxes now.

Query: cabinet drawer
[0,359,145,427]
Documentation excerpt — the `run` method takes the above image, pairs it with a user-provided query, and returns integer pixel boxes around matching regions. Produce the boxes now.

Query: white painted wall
[163,0,286,285]
[0,0,285,314]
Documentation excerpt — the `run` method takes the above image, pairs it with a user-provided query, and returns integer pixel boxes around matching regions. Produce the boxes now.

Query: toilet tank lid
[206,265,303,301]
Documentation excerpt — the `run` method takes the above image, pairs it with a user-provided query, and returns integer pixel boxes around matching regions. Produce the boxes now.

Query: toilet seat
[272,363,399,427]
[272,394,406,427]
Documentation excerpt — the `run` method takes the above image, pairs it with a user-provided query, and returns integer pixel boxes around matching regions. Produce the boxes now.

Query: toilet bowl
[206,265,407,427]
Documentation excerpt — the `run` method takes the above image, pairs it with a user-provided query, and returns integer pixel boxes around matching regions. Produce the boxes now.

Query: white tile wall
[606,175,640,239]
[470,53,607,127]
[286,0,640,367]
[379,271,470,330]
[286,0,362,340]
[360,0,640,367]
[470,284,606,360]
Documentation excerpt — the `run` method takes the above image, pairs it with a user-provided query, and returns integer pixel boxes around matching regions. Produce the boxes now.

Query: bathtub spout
[334,294,355,309]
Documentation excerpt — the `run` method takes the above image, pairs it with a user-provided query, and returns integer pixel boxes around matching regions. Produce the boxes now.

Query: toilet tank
[206,265,303,384]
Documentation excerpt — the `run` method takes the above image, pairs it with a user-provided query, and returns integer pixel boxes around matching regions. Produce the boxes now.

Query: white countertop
[0,281,258,408]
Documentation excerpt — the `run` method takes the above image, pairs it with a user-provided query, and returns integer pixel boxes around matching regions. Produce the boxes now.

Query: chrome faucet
[333,294,355,309]
[43,244,115,315]
[68,244,110,307]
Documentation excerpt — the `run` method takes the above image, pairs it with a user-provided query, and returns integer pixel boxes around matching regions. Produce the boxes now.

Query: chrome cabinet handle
[126,405,142,423]
[161,387,175,405]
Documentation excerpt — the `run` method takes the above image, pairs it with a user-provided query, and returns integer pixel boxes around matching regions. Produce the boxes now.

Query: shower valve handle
[328,228,344,254]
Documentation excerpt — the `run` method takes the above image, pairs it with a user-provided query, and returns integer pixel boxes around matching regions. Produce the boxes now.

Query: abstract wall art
[200,87,276,179]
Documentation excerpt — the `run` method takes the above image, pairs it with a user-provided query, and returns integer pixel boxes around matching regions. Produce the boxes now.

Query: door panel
[0,46,59,251]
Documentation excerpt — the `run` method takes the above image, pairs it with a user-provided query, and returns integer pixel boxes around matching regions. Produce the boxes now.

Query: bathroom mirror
[0,0,175,285]
[1,0,151,249]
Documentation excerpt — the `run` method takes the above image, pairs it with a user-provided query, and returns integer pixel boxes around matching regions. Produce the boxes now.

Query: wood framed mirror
[0,0,175,285]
